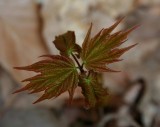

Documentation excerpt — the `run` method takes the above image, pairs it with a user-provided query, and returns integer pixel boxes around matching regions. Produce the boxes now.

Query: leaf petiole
[71,53,84,73]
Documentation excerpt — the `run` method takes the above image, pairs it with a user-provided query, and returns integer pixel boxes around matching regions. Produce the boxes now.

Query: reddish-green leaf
[13,55,78,104]
[53,31,81,56]
[81,19,138,72]
[79,72,108,108]
[13,19,137,108]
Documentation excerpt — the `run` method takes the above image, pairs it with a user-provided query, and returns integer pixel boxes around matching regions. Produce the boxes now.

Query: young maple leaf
[81,18,137,72]
[79,72,108,108]
[53,31,81,57]
[13,55,78,104]
[13,19,137,107]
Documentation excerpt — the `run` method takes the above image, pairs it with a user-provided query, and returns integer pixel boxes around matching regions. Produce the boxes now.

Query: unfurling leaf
[53,31,81,56]
[79,72,108,108]
[13,55,78,104]
[81,18,137,72]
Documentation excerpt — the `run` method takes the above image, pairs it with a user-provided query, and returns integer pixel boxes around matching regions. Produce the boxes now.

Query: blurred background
[0,0,160,127]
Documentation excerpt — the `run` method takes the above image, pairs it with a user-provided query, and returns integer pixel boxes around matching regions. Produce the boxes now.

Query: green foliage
[13,19,137,108]
[81,19,137,72]
[80,72,108,107]
[14,55,78,104]
[53,31,81,56]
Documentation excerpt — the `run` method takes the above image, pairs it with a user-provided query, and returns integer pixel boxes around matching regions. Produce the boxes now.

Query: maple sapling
[13,18,137,108]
